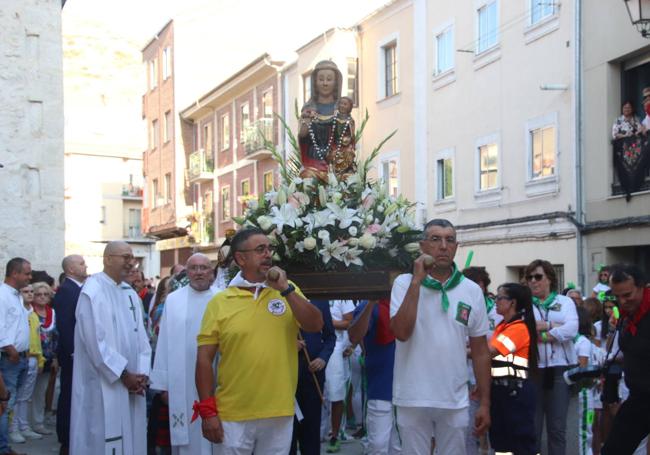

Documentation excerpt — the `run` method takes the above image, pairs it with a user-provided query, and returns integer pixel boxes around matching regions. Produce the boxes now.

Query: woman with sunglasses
[488,283,538,454]
[524,259,578,455]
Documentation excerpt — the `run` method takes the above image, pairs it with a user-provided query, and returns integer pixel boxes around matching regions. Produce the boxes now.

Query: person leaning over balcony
[612,101,644,139]
[525,259,578,455]
[194,227,323,454]
[390,219,491,455]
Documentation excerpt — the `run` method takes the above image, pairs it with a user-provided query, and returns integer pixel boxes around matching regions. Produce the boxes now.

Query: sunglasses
[526,273,545,282]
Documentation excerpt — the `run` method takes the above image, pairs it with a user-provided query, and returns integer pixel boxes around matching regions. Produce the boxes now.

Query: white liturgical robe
[70,272,151,455]
[150,284,220,455]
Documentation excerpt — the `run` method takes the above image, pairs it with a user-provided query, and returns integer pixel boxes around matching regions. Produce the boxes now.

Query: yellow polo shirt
[197,283,304,421]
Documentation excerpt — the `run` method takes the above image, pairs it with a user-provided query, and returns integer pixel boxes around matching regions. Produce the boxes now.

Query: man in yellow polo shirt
[195,227,324,454]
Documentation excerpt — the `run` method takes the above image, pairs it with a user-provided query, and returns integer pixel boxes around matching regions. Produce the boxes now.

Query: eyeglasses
[495,295,512,302]
[421,236,457,245]
[109,254,136,262]
[238,244,276,255]
[34,292,49,297]
[21,290,33,294]
[526,273,545,282]
[187,265,212,272]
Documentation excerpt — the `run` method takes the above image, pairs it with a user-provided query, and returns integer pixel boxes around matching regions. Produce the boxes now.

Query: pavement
[16,396,579,455]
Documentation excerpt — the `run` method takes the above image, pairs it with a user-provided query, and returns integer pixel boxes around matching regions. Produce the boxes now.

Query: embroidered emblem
[268,299,286,316]
[455,302,472,326]
[550,303,562,311]
[489,318,496,331]
[172,413,185,428]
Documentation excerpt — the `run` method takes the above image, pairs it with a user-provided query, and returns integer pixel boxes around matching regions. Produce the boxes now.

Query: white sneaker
[33,424,53,435]
[9,431,26,444]
[21,428,43,440]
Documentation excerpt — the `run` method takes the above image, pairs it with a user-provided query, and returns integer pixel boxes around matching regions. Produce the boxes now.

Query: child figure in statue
[327,96,357,181]
[298,60,343,182]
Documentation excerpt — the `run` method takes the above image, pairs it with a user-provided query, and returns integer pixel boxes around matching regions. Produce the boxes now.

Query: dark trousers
[601,393,650,455]
[489,380,538,455]
[290,367,325,455]
[56,358,73,448]
[533,366,571,455]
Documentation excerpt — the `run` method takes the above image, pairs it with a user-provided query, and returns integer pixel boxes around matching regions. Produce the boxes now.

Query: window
[383,42,398,97]
[261,90,273,118]
[100,206,106,224]
[152,179,159,208]
[437,158,454,200]
[435,26,454,75]
[164,173,171,203]
[240,179,250,212]
[263,170,274,192]
[477,1,498,54]
[162,47,172,80]
[203,123,213,153]
[381,156,399,198]
[240,103,250,142]
[151,119,159,149]
[221,186,231,220]
[478,143,498,190]
[347,58,358,105]
[221,114,230,150]
[149,59,157,90]
[128,208,141,238]
[530,0,555,25]
[303,72,312,104]
[164,110,172,143]
[530,126,556,179]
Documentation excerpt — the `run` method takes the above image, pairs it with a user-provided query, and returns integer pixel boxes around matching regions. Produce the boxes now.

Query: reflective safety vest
[490,320,530,380]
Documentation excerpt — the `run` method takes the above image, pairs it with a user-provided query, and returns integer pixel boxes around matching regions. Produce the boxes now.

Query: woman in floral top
[612,101,645,139]
[30,281,58,435]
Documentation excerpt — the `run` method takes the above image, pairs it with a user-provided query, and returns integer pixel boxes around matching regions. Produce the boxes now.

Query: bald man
[53,255,87,455]
[70,242,151,455]
[150,253,220,455]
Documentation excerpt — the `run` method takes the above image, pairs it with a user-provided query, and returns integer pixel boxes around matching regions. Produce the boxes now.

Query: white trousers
[325,347,350,402]
[366,399,401,455]
[214,416,293,455]
[10,357,38,432]
[31,370,50,426]
[578,388,593,455]
[396,406,468,455]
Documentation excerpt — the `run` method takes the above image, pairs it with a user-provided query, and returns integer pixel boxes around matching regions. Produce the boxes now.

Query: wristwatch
[280,284,295,297]
[0,391,10,402]
[120,369,128,380]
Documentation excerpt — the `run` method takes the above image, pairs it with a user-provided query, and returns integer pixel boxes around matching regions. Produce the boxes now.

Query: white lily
[302,208,334,233]
[326,203,361,229]
[318,239,347,264]
[270,203,299,234]
[342,247,364,267]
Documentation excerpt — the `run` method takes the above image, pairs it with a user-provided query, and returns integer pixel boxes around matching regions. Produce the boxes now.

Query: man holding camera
[601,264,650,455]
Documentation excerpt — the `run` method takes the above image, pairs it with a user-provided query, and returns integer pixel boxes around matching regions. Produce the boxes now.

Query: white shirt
[0,282,30,352]
[593,282,610,294]
[390,274,489,409]
[533,294,579,367]
[329,299,355,346]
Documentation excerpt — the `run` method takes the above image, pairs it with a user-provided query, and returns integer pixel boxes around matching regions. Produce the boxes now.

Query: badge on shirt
[489,318,496,331]
[455,302,472,326]
[267,299,286,316]
[550,303,562,311]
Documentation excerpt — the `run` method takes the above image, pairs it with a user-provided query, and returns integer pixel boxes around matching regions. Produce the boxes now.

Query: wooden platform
[288,269,403,300]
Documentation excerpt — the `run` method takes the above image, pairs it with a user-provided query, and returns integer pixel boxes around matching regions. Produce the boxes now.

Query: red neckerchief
[624,288,650,336]
[374,298,396,345]
[42,305,54,330]
[138,288,148,300]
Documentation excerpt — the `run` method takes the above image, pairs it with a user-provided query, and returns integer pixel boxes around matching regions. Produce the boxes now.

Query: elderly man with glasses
[70,241,151,455]
[194,227,323,454]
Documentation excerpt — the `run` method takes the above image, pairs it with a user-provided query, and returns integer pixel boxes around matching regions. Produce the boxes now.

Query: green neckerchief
[485,296,495,314]
[421,263,464,312]
[533,291,558,311]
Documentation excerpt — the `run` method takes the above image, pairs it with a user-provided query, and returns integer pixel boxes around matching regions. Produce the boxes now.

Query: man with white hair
[150,253,221,454]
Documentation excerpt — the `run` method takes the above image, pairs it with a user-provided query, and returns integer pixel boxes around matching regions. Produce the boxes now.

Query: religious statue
[298,60,356,182]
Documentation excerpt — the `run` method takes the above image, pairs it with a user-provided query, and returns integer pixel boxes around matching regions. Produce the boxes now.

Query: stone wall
[0,0,64,278]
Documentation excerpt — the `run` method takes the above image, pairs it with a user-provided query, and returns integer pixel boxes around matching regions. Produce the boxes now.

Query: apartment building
[581,4,650,284]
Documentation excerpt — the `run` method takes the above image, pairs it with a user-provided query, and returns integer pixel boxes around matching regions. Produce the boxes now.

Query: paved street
[18,396,580,454]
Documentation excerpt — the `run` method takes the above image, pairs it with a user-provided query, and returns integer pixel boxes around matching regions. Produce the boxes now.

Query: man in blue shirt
[349,299,401,454]
[290,299,336,455]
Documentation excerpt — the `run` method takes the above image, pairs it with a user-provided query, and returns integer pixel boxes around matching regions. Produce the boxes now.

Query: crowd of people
[0,220,649,455]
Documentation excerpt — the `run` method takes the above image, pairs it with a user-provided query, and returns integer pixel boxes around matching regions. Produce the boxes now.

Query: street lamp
[623,0,650,37]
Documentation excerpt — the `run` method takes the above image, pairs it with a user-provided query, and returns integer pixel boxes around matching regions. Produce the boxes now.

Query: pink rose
[365,224,381,234]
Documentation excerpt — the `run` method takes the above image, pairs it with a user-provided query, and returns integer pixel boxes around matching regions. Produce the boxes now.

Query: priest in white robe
[70,241,151,455]
[150,253,223,455]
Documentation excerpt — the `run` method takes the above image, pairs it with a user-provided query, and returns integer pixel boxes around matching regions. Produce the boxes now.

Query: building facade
[0,0,65,278]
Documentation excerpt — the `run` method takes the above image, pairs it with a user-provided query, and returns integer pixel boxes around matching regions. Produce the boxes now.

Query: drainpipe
[575,0,586,291]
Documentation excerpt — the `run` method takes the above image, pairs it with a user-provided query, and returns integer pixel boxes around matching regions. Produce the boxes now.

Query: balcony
[188,149,214,183]
[188,212,215,246]
[121,185,143,200]
[611,136,650,199]
[243,118,274,159]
